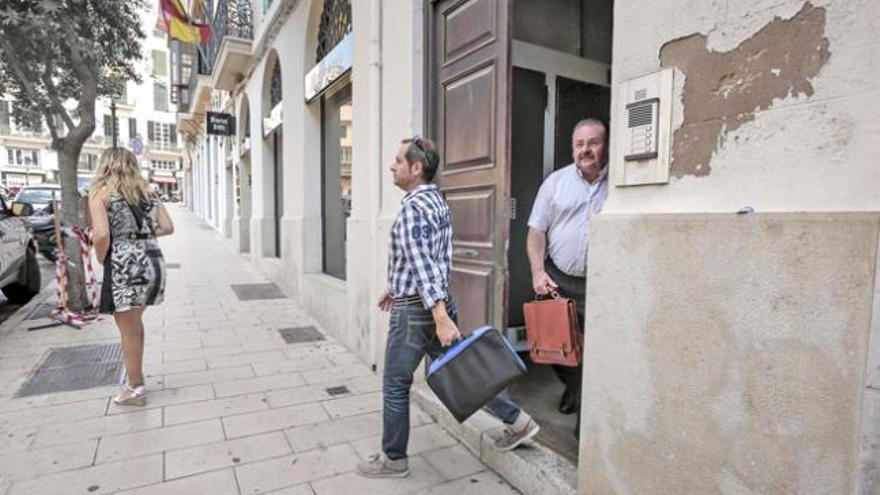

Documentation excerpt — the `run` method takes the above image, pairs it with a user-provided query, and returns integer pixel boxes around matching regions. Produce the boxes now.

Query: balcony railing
[215,0,253,42]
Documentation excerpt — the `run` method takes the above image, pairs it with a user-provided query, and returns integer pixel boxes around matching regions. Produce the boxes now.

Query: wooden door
[427,0,511,333]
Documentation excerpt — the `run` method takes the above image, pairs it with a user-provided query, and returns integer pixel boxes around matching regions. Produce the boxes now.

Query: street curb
[0,279,58,339]
[413,384,578,495]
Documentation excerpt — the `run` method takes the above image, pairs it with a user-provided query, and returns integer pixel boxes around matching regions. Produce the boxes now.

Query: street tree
[0,0,145,311]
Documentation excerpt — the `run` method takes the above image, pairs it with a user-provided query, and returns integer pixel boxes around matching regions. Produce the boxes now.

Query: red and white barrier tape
[50,226,100,329]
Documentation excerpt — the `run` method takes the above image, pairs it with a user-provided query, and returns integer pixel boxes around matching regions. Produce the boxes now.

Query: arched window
[269,60,282,108]
[316,0,351,62]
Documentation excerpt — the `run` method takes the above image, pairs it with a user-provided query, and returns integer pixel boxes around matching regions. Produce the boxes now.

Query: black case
[426,326,526,423]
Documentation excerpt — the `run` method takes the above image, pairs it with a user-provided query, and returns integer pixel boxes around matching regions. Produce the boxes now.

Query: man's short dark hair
[402,136,440,183]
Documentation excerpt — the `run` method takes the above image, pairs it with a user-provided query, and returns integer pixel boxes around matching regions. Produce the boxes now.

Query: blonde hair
[91,148,152,205]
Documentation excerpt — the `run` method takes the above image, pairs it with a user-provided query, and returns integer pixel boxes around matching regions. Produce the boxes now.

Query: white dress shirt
[527,163,608,277]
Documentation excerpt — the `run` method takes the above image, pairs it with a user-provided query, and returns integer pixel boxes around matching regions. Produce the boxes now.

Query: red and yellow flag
[156,0,212,45]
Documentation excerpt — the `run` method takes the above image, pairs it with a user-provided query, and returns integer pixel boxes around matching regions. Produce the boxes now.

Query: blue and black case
[426,326,527,423]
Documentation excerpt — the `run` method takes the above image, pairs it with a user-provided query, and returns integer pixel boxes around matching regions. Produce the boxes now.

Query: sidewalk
[0,205,521,495]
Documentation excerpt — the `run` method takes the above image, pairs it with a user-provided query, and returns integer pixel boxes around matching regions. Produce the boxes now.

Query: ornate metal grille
[270,60,282,107]
[316,0,352,62]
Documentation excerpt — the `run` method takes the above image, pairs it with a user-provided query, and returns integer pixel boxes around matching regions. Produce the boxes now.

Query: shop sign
[207,112,235,136]
[304,32,353,102]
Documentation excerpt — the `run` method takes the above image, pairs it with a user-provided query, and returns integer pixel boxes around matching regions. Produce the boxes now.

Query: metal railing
[205,0,253,72]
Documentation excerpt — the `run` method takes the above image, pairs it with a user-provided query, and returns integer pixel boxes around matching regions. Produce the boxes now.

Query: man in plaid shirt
[358,137,540,479]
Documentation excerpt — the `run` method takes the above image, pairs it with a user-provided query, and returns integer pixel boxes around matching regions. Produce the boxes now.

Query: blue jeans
[382,298,521,460]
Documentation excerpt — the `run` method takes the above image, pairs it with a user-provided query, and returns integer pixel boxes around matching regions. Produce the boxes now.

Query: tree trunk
[58,144,87,312]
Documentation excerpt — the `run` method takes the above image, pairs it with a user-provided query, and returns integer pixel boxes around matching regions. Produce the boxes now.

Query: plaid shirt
[387,184,453,309]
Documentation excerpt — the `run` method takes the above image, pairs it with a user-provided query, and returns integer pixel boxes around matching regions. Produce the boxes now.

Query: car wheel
[2,247,42,304]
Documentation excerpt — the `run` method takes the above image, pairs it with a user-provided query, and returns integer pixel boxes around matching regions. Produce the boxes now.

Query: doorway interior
[504,0,613,463]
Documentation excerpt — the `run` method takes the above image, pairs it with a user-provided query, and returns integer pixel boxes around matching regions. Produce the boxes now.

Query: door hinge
[509,197,517,220]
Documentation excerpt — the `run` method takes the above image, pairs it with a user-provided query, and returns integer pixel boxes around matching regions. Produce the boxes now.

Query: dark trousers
[544,258,586,403]
[382,298,521,460]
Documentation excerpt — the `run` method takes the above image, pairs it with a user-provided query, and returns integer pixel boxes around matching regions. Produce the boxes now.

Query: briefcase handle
[534,289,562,301]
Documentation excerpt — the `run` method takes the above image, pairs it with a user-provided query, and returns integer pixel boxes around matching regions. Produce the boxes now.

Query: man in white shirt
[526,119,608,438]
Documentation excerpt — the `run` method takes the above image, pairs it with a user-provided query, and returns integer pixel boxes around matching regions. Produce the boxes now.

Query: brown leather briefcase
[523,292,583,367]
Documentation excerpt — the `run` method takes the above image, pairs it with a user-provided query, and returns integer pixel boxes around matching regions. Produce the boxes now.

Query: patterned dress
[99,196,166,313]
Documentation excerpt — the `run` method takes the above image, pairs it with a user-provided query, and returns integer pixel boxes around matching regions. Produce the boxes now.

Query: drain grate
[166,263,181,269]
[16,343,123,397]
[278,326,325,344]
[231,283,285,301]
[25,302,56,320]
[325,385,350,397]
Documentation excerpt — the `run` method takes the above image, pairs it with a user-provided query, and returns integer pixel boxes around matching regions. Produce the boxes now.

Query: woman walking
[89,148,174,406]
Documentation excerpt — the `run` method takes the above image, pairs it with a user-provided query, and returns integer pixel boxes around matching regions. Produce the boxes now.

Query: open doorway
[505,0,613,462]
[426,0,613,462]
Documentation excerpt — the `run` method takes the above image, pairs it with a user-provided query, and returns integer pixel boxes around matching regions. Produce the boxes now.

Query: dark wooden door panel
[441,0,498,67]
[448,264,493,333]
[442,64,497,172]
[429,0,510,331]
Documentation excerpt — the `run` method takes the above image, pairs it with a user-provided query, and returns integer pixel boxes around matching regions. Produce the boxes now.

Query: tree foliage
[0,0,145,146]
[0,0,146,311]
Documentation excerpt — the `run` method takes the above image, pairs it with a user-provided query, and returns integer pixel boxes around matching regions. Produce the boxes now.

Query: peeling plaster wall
[579,214,880,495]
[604,0,880,213]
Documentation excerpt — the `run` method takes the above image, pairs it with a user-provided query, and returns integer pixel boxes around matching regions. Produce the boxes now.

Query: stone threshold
[413,383,578,495]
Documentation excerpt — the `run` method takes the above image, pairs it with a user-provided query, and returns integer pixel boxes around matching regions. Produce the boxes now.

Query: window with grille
[152,50,168,77]
[6,148,39,167]
[103,114,119,138]
[153,82,169,112]
[148,121,176,150]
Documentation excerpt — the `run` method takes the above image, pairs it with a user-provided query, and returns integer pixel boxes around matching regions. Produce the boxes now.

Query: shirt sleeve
[400,203,447,309]
[527,174,554,232]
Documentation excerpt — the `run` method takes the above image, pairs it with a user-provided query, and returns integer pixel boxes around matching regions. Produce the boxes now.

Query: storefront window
[321,85,352,280]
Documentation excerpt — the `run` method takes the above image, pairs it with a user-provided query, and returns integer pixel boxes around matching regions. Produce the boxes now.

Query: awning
[151,176,178,184]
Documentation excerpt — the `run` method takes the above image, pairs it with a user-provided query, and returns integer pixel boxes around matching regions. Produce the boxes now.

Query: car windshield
[17,188,59,204]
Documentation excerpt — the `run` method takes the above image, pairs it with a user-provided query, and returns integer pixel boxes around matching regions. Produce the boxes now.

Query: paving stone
[107,384,214,415]
[412,470,519,495]
[32,408,162,447]
[164,393,270,425]
[251,356,334,377]
[320,391,382,419]
[96,419,224,464]
[205,350,287,369]
[214,372,306,398]
[223,402,328,439]
[310,457,446,495]
[351,423,459,460]
[343,375,383,395]
[235,443,360,494]
[0,439,97,482]
[263,384,333,409]
[165,431,291,479]
[142,358,207,376]
[0,397,108,429]
[284,411,383,453]
[116,469,239,495]
[164,344,242,362]
[0,425,38,452]
[0,385,116,414]
[299,364,373,385]
[261,485,314,495]
[163,365,255,388]
[9,453,162,495]
[421,445,486,481]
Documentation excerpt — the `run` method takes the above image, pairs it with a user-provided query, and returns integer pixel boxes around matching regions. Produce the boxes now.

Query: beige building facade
[176,0,879,493]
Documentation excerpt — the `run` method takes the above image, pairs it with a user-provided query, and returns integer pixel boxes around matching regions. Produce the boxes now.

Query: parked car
[24,204,58,262]
[14,185,61,213]
[0,200,41,303]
